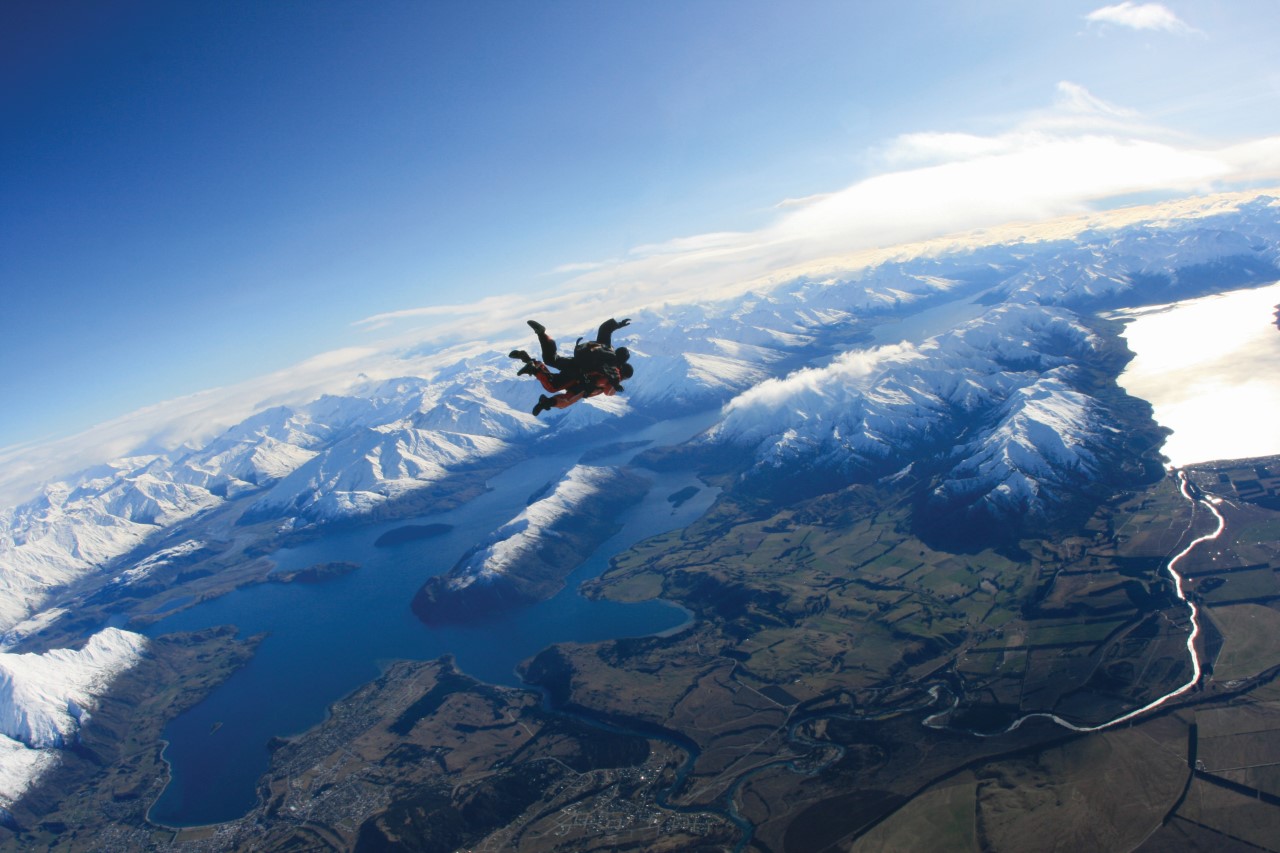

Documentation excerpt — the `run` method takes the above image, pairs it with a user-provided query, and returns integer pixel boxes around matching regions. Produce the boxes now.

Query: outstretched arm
[595,317,631,347]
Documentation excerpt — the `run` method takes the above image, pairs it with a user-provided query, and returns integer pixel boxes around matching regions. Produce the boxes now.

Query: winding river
[928,468,1225,736]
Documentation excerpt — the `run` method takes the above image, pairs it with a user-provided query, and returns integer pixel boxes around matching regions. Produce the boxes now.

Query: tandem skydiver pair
[509,317,633,415]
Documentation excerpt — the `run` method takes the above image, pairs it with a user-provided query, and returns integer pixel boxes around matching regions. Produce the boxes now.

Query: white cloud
[365,84,1277,341]
[724,344,918,415]
[354,295,511,330]
[888,84,1143,170]
[548,259,614,275]
[628,231,753,259]
[779,135,1231,248]
[775,192,837,210]
[1217,137,1280,183]
[1085,3,1196,33]
[1052,81,1137,119]
[885,131,1020,168]
[545,83,1267,317]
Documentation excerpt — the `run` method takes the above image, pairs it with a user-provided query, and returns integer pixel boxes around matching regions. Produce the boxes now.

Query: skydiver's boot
[509,349,540,376]
[532,395,555,416]
[527,320,546,336]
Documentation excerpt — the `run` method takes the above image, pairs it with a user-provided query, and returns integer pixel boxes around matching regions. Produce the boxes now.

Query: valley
[8,447,1276,852]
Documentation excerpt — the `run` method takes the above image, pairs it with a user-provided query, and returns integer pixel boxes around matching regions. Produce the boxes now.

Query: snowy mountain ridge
[0,628,146,815]
[711,303,1105,471]
[932,371,1108,510]
[447,465,619,591]
[0,628,146,749]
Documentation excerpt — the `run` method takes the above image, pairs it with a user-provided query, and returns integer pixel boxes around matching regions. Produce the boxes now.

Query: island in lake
[269,561,360,584]
[667,485,700,508]
[373,523,454,548]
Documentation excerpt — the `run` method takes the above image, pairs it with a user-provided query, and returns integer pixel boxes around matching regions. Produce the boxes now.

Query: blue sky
[3,0,1279,460]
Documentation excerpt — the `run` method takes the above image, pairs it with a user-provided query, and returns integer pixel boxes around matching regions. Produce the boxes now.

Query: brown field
[1177,776,1280,851]
[1218,764,1280,798]
[848,775,979,853]
[851,714,1191,853]
[1198,730,1280,773]
[972,719,1189,852]
[1208,604,1280,681]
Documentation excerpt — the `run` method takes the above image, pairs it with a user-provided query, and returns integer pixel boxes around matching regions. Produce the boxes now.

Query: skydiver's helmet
[615,347,630,363]
[619,362,634,379]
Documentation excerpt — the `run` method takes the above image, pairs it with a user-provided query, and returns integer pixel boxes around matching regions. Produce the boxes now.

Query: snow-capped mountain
[988,197,1280,308]
[0,459,222,636]
[245,421,513,523]
[712,303,1103,463]
[928,369,1116,516]
[110,539,208,589]
[0,628,146,749]
[0,628,146,815]
[708,297,1164,542]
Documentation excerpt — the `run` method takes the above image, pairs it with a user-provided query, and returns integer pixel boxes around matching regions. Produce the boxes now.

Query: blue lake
[145,412,720,827]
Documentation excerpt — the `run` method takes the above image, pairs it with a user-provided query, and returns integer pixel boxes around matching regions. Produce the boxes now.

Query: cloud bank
[542,81,1272,312]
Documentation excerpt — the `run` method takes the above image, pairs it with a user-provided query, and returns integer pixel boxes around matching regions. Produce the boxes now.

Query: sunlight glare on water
[1115,281,1280,467]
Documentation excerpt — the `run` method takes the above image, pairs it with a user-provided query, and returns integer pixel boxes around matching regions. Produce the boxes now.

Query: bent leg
[538,334,559,364]
[533,364,576,393]
[532,389,583,415]
[527,320,560,365]
[550,390,584,409]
